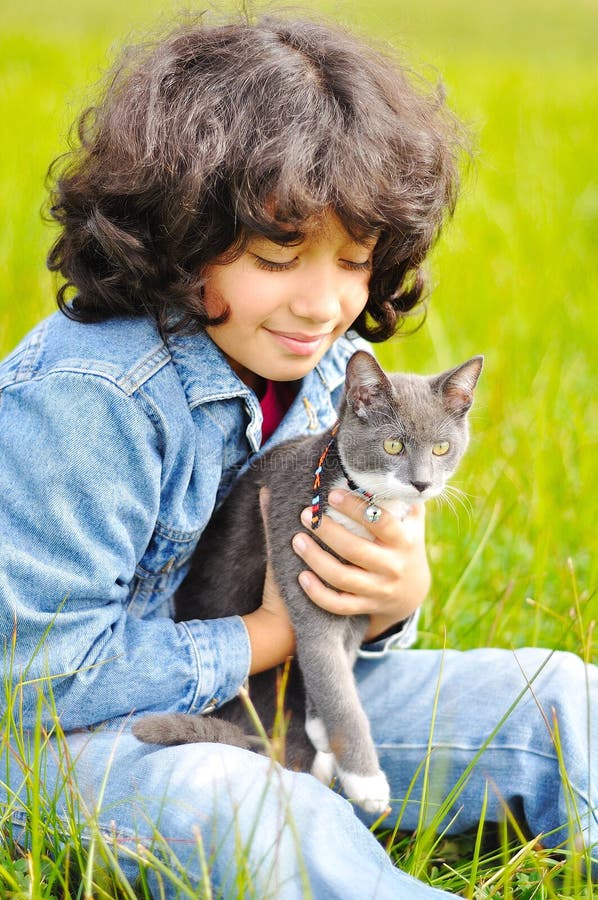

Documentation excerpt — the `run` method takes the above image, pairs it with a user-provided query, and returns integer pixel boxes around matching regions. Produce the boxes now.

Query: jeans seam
[376,741,559,761]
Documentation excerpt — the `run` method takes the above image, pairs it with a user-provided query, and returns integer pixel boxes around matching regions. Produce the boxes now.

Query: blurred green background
[1,0,596,656]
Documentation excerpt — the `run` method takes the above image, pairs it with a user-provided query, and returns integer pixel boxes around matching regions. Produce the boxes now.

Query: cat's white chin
[387,480,444,504]
[336,466,444,507]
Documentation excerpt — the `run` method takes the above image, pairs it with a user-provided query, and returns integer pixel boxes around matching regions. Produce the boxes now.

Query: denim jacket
[0,312,417,731]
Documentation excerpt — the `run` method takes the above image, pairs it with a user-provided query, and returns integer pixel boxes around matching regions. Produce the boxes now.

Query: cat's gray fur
[133,350,483,812]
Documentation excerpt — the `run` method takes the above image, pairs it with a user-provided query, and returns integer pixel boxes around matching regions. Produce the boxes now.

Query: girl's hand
[242,488,296,673]
[291,490,430,642]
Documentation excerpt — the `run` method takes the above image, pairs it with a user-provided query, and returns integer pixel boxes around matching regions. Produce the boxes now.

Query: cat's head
[337,351,483,505]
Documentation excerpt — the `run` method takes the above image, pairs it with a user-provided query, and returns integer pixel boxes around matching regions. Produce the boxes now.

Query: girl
[0,13,595,898]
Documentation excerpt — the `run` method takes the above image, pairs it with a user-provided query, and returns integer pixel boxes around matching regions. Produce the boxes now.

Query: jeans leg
[355,648,597,869]
[2,728,454,899]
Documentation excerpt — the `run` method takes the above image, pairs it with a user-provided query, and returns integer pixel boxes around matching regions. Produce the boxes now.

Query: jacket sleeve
[357,609,421,658]
[0,371,250,730]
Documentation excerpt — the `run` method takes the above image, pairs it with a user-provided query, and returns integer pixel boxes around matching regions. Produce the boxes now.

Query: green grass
[1,0,596,896]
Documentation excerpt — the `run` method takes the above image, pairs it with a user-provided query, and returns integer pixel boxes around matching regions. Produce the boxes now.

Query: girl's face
[203,213,376,392]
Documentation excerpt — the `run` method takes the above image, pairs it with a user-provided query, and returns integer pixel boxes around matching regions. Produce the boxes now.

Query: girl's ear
[432,355,484,415]
[345,351,393,420]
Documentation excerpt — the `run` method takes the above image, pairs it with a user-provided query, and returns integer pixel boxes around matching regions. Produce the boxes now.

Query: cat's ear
[433,355,484,415]
[345,351,393,420]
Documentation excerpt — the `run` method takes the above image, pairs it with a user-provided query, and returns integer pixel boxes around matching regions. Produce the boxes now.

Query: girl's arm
[242,564,296,673]
[0,372,250,730]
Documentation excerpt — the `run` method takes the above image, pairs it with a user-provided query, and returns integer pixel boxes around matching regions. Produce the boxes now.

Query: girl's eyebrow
[246,226,303,247]
[356,233,380,249]
[246,224,381,251]
[347,234,379,255]
[346,224,381,248]
[247,234,302,251]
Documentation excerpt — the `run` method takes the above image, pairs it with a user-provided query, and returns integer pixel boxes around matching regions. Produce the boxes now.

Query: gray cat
[133,350,483,813]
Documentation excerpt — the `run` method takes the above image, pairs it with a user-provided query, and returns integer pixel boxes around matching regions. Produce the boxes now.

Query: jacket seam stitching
[2,346,172,397]
[14,319,49,382]
[178,621,205,712]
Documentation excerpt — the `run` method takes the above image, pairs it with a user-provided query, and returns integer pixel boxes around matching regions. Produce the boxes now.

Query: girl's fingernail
[293,534,307,553]
[328,490,343,506]
[298,571,311,590]
[300,508,311,526]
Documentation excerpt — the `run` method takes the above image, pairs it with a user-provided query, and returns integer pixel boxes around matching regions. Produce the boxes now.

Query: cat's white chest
[324,476,409,539]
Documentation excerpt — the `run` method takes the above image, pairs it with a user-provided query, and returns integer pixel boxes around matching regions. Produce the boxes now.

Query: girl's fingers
[291,530,391,598]
[299,512,379,570]
[296,567,376,616]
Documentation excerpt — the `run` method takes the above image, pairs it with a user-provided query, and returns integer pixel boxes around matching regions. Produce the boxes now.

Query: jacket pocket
[128,522,201,617]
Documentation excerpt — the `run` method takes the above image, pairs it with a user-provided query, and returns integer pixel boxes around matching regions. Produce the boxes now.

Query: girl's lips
[266,329,330,356]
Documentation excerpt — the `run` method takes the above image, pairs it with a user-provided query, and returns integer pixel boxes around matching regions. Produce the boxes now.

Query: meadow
[0,0,596,896]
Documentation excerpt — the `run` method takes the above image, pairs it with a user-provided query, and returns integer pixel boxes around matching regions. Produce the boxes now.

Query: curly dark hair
[47,13,469,340]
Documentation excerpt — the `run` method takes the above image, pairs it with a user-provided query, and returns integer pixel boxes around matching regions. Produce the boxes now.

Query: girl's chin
[228,353,319,391]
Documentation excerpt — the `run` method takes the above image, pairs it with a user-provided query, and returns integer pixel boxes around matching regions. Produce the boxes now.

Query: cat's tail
[132,713,252,750]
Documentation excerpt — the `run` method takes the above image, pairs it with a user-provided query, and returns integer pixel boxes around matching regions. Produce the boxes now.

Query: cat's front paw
[311,750,336,785]
[336,767,391,815]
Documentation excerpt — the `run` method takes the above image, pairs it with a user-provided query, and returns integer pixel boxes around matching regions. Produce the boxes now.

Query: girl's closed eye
[252,255,372,273]
[342,258,372,272]
[253,255,298,272]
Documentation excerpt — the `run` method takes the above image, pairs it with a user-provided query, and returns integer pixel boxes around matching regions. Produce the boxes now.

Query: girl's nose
[289,266,342,323]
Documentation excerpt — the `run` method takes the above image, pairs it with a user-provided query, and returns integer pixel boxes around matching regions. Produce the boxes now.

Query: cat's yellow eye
[432,441,450,456]
[383,438,404,455]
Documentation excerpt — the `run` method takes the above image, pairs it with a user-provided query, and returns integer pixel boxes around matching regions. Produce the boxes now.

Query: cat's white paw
[311,750,336,785]
[305,716,331,753]
[336,767,391,815]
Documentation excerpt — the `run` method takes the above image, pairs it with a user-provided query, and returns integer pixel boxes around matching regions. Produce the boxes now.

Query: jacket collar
[166,328,251,409]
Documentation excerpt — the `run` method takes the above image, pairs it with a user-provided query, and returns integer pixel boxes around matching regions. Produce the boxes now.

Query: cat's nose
[411,481,431,493]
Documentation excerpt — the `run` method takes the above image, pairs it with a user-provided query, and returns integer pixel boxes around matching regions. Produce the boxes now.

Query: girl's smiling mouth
[265,329,332,355]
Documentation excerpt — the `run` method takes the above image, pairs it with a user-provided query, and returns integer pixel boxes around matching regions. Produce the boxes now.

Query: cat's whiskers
[445,483,474,513]
[435,483,474,524]
[435,491,457,522]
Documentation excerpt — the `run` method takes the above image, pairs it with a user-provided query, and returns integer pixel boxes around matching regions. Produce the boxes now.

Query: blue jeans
[4,648,596,898]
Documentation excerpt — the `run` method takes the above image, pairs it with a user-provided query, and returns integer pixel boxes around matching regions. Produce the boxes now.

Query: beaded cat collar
[310,423,382,528]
